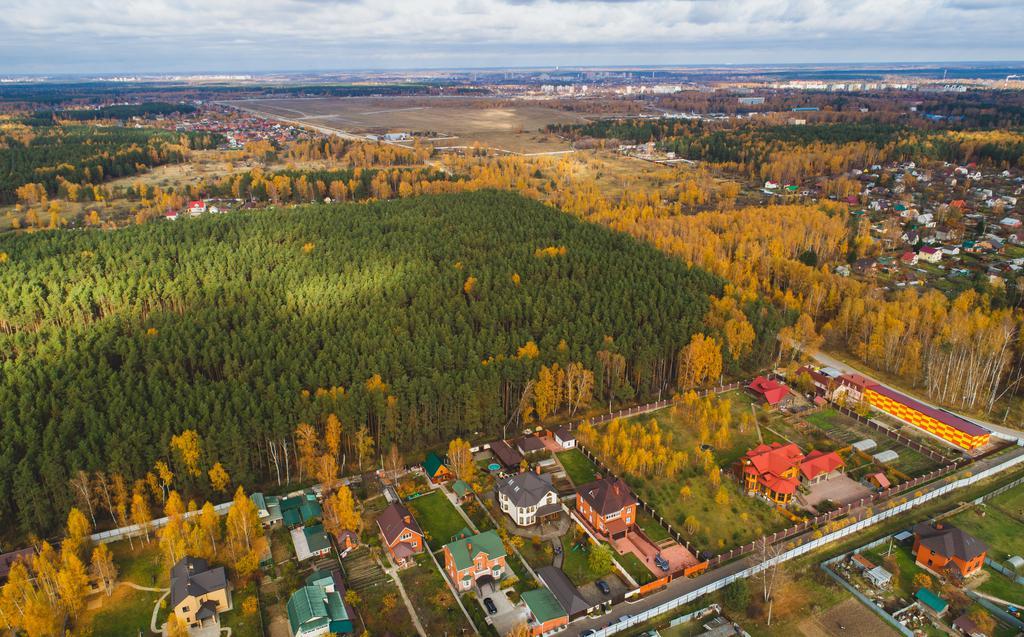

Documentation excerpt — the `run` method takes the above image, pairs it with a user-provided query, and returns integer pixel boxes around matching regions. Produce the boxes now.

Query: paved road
[810,350,1022,439]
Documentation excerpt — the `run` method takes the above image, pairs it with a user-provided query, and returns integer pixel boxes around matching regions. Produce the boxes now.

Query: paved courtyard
[801,475,873,510]
[479,588,528,635]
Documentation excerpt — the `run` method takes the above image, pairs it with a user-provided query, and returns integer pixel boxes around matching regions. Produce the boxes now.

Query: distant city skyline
[1,0,1022,74]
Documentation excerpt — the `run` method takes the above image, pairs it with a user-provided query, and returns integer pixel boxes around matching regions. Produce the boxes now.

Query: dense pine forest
[0,124,220,204]
[0,190,728,536]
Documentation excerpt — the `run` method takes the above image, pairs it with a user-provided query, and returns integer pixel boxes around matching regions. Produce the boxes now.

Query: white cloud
[0,0,1020,73]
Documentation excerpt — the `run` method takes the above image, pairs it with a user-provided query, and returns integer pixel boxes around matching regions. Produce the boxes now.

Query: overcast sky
[1,0,1022,74]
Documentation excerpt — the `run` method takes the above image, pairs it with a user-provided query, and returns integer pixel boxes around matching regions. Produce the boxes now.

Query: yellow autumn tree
[208,462,231,493]
[170,429,203,477]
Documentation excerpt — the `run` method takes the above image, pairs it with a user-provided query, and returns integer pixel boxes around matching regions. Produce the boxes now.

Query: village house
[495,468,560,527]
[739,442,844,504]
[292,523,332,562]
[746,376,793,408]
[287,570,355,637]
[442,530,508,593]
[918,246,942,263]
[575,477,637,539]
[423,451,453,483]
[912,521,987,580]
[551,425,576,450]
[170,556,231,629]
[377,502,424,567]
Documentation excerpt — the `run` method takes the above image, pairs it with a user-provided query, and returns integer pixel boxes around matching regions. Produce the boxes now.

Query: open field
[948,482,1024,562]
[224,96,586,153]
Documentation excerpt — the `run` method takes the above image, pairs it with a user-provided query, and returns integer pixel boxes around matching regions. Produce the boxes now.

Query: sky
[0,0,1022,74]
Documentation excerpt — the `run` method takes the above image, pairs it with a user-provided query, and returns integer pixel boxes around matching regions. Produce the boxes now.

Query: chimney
[467,542,473,553]
[613,482,620,495]
[935,522,943,530]
[404,515,411,524]
[535,465,541,475]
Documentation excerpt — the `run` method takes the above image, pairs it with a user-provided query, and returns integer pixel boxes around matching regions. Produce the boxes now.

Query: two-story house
[575,477,637,539]
[913,522,987,580]
[495,468,560,527]
[376,502,424,567]
[442,530,507,593]
[170,557,231,628]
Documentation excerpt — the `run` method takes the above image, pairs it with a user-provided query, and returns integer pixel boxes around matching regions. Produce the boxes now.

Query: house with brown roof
[376,502,424,568]
[575,477,637,539]
[913,521,987,580]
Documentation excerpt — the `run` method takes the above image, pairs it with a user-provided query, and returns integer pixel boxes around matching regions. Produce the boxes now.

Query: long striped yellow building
[859,382,990,450]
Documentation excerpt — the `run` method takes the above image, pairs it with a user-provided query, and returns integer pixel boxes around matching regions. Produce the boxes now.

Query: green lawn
[615,551,655,586]
[109,539,165,587]
[948,500,1024,562]
[557,449,599,485]
[82,585,161,637]
[805,408,842,431]
[397,558,473,635]
[976,567,1024,605]
[406,492,471,551]
[222,583,263,637]
[560,535,603,586]
[636,510,672,543]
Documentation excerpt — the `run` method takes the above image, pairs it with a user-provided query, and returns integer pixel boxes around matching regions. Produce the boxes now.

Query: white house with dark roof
[495,469,560,526]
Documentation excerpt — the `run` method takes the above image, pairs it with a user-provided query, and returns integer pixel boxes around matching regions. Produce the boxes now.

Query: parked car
[484,597,498,615]
[596,580,611,595]
[654,553,670,572]
[581,631,597,637]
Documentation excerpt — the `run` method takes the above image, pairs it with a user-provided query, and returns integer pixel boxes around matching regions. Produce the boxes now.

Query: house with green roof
[423,451,453,482]
[280,491,322,528]
[452,479,473,502]
[442,530,507,593]
[522,588,568,635]
[915,587,948,617]
[251,492,283,527]
[287,582,353,637]
[292,523,332,562]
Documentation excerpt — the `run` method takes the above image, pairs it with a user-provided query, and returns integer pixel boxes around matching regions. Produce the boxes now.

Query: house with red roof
[747,376,792,408]
[740,442,844,504]
[188,200,207,216]
[918,246,942,263]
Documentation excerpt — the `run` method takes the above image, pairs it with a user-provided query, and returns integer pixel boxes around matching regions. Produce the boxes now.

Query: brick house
[376,502,424,567]
[740,442,844,504]
[442,530,507,592]
[575,477,637,539]
[912,521,987,580]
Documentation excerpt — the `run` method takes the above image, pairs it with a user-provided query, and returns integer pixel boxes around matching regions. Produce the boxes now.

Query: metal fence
[586,448,1024,637]
[89,500,233,544]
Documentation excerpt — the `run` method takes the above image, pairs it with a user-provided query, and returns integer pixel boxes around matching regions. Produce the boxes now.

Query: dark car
[654,553,670,572]
[596,580,611,595]
[483,597,498,615]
